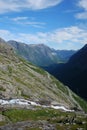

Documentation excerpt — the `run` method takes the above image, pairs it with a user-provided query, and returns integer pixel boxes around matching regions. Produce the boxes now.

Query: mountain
[7,40,76,67]
[56,50,76,62]
[0,38,87,130]
[45,44,87,100]
[0,38,87,110]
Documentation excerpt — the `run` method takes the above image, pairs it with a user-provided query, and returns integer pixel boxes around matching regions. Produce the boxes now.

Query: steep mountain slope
[0,38,87,111]
[7,40,60,66]
[45,44,87,100]
[7,40,76,66]
[56,50,76,62]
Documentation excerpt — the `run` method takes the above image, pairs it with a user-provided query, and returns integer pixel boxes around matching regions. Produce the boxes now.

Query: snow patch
[0,99,74,112]
[51,105,73,112]
[51,52,57,56]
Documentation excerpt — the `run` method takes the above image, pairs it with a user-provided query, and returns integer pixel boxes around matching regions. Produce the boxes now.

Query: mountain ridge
[7,40,76,67]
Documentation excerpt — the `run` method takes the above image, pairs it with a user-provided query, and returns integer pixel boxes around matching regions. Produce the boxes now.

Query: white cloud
[12,17,28,22]
[26,0,63,10]
[49,26,87,44]
[0,0,63,13]
[11,16,46,28]
[75,12,87,19]
[0,30,15,39]
[78,0,87,10]
[24,21,45,25]
[76,0,87,19]
[0,26,87,49]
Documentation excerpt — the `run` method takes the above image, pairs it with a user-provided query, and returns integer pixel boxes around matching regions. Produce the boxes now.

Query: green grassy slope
[0,40,87,112]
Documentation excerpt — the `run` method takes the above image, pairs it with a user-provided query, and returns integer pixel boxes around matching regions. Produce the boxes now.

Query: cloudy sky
[0,0,87,50]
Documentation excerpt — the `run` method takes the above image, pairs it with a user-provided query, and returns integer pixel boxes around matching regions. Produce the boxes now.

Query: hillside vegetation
[0,38,87,130]
[0,38,87,110]
[0,39,85,110]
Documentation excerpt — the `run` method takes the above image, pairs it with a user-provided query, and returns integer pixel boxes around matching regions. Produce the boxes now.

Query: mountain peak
[68,44,87,65]
[0,38,15,58]
[0,37,6,43]
[79,44,87,52]
[28,43,51,50]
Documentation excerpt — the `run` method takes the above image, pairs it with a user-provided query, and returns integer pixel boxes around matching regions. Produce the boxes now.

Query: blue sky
[0,0,87,50]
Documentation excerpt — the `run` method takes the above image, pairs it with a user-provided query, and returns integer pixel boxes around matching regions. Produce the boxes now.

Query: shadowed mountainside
[45,44,87,100]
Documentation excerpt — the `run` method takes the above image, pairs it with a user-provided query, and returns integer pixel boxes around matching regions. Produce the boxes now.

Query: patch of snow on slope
[0,99,74,112]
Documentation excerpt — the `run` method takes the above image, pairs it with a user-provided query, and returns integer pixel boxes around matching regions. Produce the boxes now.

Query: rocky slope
[0,38,87,112]
[0,38,87,130]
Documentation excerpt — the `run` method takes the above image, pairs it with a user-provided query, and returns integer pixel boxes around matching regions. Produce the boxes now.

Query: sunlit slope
[0,38,87,111]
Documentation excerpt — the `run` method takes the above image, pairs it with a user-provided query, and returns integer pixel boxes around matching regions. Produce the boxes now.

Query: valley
[45,44,87,100]
[0,0,87,129]
[0,38,87,130]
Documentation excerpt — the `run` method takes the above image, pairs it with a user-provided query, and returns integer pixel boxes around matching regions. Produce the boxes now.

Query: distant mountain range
[45,44,87,100]
[7,40,76,67]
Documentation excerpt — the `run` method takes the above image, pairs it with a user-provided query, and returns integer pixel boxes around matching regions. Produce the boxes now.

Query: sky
[0,0,87,50]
